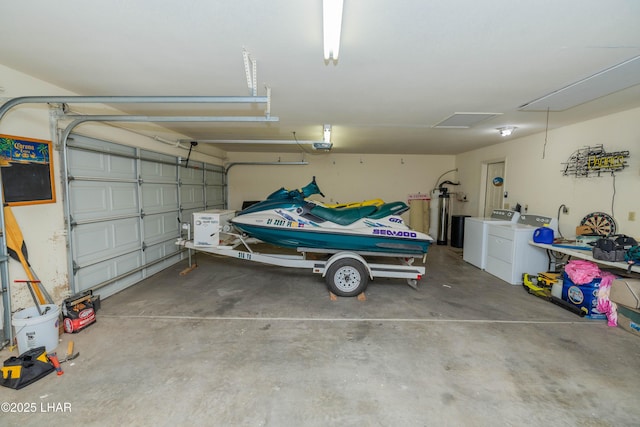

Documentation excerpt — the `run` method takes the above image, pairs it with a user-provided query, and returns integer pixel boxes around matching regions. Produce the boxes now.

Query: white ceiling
[1,0,640,155]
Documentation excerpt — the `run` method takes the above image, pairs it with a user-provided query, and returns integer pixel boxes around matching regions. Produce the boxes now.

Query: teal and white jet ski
[230,177,433,255]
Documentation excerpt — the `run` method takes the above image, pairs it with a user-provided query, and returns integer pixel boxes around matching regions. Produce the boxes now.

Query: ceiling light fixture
[313,124,333,150]
[323,0,344,62]
[497,126,517,137]
[323,124,331,142]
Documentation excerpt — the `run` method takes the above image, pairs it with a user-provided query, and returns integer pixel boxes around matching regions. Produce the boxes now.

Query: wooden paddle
[4,205,46,305]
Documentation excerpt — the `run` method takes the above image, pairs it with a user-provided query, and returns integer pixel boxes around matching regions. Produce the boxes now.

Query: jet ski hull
[231,218,431,255]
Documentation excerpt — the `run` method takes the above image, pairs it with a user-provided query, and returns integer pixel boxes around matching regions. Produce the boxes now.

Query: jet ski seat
[367,201,410,219]
[310,204,378,226]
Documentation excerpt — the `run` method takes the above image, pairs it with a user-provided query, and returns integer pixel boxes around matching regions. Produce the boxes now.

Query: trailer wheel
[326,258,369,297]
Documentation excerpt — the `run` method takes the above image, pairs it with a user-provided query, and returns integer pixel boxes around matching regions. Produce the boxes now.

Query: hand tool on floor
[4,205,53,305]
[47,353,64,376]
[522,273,552,299]
[59,341,79,363]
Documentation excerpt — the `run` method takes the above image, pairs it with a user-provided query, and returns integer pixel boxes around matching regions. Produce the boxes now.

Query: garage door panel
[181,164,204,184]
[70,182,109,218]
[72,225,110,261]
[140,150,176,165]
[76,261,115,290]
[144,239,182,277]
[205,168,224,208]
[71,181,138,221]
[142,183,178,213]
[69,135,136,157]
[206,186,225,208]
[68,150,136,180]
[181,184,205,210]
[144,212,180,245]
[75,253,143,295]
[205,168,222,181]
[67,149,106,176]
[141,160,177,182]
[114,219,142,249]
[111,184,139,213]
[107,156,136,179]
[73,218,141,264]
[145,240,180,263]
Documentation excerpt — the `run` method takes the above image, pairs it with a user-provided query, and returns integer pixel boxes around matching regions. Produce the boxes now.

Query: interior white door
[483,161,505,217]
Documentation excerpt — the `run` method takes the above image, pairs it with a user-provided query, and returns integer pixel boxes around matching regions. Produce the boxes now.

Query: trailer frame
[176,225,427,297]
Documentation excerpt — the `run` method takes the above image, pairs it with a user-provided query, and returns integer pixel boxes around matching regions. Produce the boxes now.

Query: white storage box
[193,209,235,247]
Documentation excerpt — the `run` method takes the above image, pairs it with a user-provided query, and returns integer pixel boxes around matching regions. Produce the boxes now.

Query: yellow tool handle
[67,341,74,357]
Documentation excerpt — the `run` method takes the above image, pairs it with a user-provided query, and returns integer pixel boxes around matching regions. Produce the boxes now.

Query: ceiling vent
[432,112,502,128]
[519,55,640,112]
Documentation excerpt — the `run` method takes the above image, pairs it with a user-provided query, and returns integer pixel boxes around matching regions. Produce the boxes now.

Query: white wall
[455,107,640,239]
[225,152,456,215]
[0,65,224,310]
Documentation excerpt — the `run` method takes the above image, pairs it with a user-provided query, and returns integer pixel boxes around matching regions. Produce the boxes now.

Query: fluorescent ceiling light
[315,124,333,150]
[323,124,331,142]
[323,0,344,61]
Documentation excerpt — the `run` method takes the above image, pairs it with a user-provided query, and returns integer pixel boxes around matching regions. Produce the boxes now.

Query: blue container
[561,273,605,319]
[533,226,554,244]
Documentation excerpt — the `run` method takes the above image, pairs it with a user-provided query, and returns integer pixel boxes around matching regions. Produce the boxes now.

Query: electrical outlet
[562,206,569,214]
[629,211,636,221]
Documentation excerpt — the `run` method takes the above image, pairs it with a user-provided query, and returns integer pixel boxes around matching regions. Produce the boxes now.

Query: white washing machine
[463,209,520,270]
[485,214,558,285]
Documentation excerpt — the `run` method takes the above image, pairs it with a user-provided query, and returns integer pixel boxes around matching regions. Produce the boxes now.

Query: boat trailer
[176,224,427,297]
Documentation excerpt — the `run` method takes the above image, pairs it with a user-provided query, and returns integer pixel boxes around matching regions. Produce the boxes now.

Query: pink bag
[564,260,600,285]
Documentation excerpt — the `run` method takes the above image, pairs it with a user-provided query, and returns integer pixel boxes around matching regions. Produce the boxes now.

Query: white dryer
[485,214,558,285]
[463,209,520,270]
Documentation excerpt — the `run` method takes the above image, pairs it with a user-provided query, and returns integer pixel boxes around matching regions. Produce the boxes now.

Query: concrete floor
[2,244,639,426]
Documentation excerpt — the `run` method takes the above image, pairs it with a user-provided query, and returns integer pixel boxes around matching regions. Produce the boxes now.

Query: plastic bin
[451,215,470,248]
[12,304,60,353]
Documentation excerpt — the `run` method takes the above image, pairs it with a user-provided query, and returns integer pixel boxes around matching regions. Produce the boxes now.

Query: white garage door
[65,134,224,298]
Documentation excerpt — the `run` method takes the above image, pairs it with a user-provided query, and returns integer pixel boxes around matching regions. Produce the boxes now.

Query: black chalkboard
[2,162,53,202]
[0,134,56,206]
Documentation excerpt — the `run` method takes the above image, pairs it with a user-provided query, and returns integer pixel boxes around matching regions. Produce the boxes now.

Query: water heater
[437,188,451,245]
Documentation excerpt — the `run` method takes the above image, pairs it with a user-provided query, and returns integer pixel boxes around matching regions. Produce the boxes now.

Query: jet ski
[231,177,433,255]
